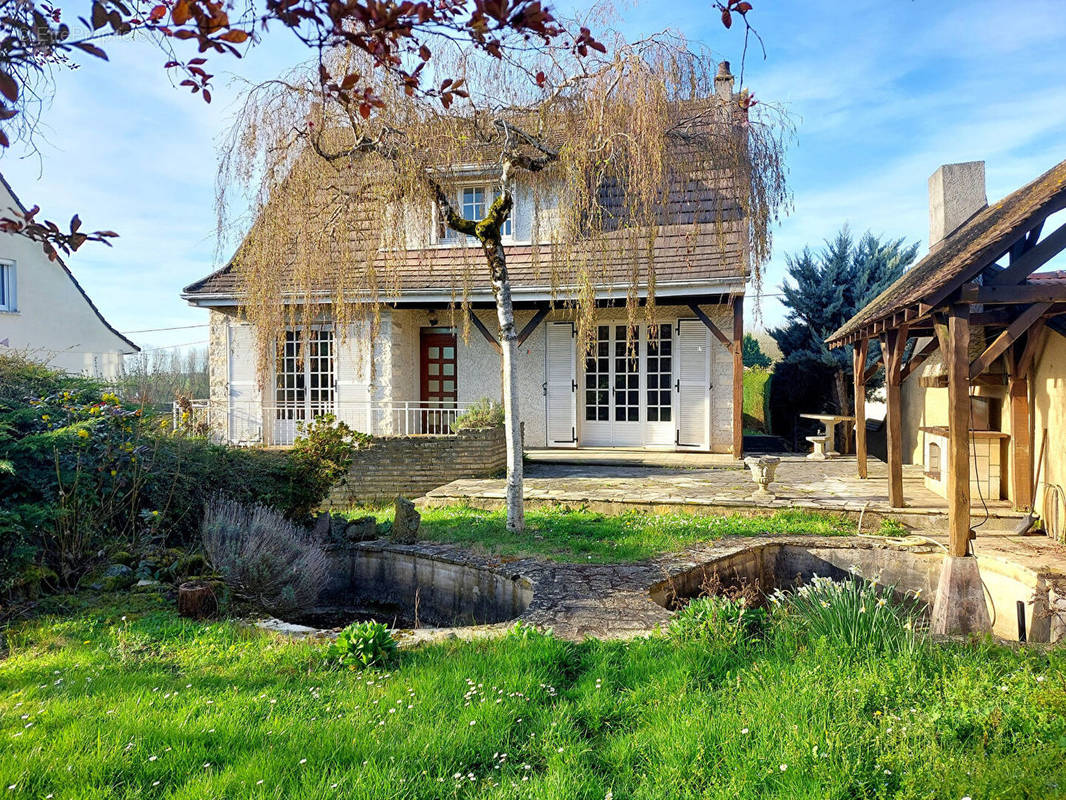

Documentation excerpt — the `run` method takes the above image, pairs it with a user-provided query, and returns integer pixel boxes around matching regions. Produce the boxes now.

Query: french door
[274,328,336,443]
[580,324,674,447]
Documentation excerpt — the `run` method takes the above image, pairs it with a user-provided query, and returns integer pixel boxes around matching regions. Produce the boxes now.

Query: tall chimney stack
[714,61,734,103]
[928,161,987,250]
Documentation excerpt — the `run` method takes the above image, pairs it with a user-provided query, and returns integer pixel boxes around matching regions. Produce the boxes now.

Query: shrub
[200,497,329,615]
[769,574,923,656]
[452,398,504,431]
[0,355,345,597]
[668,595,766,643]
[329,620,397,669]
[289,414,369,517]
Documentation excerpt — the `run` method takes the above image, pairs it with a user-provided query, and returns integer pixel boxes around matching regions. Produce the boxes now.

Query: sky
[2,0,1066,353]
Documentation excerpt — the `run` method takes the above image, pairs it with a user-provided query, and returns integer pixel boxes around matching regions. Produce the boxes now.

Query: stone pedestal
[930,556,992,635]
[744,456,781,501]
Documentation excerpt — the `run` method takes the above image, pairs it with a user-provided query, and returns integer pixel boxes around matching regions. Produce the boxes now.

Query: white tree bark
[492,270,525,532]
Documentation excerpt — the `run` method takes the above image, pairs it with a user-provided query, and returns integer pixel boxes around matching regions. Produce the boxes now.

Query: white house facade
[0,175,138,378]
[183,66,752,454]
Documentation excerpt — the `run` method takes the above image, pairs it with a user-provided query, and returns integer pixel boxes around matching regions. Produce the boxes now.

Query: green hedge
[0,354,336,598]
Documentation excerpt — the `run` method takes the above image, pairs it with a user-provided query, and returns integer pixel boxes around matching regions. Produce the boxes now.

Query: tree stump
[178,580,219,619]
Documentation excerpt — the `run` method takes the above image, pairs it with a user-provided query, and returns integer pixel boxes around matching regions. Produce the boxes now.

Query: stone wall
[326,425,507,506]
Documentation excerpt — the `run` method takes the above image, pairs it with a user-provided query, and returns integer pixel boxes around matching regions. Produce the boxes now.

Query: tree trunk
[833,367,851,453]
[490,252,525,533]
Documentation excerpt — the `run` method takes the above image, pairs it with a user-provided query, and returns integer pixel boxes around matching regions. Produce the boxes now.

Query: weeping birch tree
[217,29,789,532]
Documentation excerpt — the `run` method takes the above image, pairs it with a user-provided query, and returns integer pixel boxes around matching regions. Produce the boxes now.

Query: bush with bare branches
[201,496,329,614]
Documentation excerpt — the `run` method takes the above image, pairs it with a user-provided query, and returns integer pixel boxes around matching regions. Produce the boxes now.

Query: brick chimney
[714,61,734,102]
[928,161,987,250]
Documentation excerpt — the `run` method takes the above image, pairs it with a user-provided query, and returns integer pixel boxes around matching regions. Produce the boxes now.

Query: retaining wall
[326,426,507,506]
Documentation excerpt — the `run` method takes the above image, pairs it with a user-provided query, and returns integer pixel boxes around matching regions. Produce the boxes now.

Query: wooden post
[883,329,905,507]
[853,338,869,479]
[732,295,744,459]
[935,304,972,557]
[1006,344,1033,511]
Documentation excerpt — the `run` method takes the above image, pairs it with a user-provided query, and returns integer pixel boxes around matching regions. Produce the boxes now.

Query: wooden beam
[688,304,732,349]
[862,350,883,383]
[1006,346,1033,511]
[732,296,744,458]
[919,373,1006,389]
[989,220,1066,286]
[968,302,1051,379]
[900,337,939,382]
[516,306,549,346]
[963,283,1066,305]
[466,309,502,354]
[883,327,907,508]
[853,339,869,480]
[935,305,972,557]
[1016,319,1047,377]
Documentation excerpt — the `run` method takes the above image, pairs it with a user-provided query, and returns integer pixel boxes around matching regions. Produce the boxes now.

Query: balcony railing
[172,400,477,446]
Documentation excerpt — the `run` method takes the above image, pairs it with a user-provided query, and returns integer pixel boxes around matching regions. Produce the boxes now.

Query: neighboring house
[829,158,1066,517]
[182,68,749,454]
[0,174,138,378]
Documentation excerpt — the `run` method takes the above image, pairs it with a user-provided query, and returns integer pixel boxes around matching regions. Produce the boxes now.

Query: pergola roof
[828,158,1066,347]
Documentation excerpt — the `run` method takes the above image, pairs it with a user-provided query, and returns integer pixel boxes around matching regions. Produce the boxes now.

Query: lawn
[2,591,1064,799]
[349,505,866,562]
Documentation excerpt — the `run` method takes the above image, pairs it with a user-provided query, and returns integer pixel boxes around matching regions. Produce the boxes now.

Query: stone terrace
[423,456,1024,530]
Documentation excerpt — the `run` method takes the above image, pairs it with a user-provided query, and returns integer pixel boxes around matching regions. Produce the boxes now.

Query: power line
[132,339,209,353]
[121,323,209,334]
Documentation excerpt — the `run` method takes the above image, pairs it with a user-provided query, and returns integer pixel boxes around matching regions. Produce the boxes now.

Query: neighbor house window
[0,260,15,312]
[439,185,512,242]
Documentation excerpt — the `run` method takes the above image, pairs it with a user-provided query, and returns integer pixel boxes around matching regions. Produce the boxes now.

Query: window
[275,328,335,421]
[0,261,15,312]
[440,185,512,242]
[646,325,672,422]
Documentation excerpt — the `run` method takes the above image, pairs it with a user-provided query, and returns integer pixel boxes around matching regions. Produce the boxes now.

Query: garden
[2,354,1065,799]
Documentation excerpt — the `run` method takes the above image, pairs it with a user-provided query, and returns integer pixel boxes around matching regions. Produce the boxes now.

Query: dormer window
[439,184,512,243]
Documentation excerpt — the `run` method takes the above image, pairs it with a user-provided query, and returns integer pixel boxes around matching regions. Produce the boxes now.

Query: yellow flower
[77,429,90,439]
[41,414,50,421]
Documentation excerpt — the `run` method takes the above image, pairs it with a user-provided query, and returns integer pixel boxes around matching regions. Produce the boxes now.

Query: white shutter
[544,321,577,447]
[227,320,262,444]
[335,323,372,434]
[676,319,709,449]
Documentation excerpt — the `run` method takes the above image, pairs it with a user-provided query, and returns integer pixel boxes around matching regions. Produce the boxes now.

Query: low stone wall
[326,426,507,506]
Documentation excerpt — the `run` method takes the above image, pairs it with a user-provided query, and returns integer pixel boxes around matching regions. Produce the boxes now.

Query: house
[0,174,138,378]
[182,66,750,454]
[827,158,1066,633]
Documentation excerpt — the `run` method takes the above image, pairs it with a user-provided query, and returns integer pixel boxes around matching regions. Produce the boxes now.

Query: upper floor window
[0,260,15,312]
[439,185,512,243]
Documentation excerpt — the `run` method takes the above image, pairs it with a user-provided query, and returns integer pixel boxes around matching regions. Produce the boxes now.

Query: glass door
[274,328,336,443]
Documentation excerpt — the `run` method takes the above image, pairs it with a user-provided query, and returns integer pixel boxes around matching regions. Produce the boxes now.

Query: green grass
[352,505,862,562]
[2,591,1065,799]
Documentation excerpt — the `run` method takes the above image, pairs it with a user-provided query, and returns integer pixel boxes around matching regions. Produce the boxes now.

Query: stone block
[392,497,421,544]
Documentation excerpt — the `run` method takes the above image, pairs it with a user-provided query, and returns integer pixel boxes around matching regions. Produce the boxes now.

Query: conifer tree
[770,227,917,437]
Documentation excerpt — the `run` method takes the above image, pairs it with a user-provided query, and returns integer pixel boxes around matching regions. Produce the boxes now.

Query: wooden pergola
[828,159,1066,567]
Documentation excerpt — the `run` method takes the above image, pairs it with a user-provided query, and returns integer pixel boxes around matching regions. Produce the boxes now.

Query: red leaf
[0,72,17,103]
[736,1,752,12]
[202,89,212,103]
[535,70,546,87]
[721,8,732,28]
[148,4,166,21]
[0,130,8,149]
[218,29,249,43]
[73,41,109,59]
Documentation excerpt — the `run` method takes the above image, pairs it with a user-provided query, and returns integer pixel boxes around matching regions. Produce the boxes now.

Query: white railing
[172,400,477,446]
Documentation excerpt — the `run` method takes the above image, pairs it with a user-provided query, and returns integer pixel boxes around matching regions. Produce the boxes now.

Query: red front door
[420,331,457,432]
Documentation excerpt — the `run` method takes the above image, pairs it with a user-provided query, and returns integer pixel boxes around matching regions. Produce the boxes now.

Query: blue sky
[2,0,1066,352]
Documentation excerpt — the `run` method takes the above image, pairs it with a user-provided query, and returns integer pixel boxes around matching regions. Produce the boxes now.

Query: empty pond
[286,544,533,630]
[650,542,1058,642]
